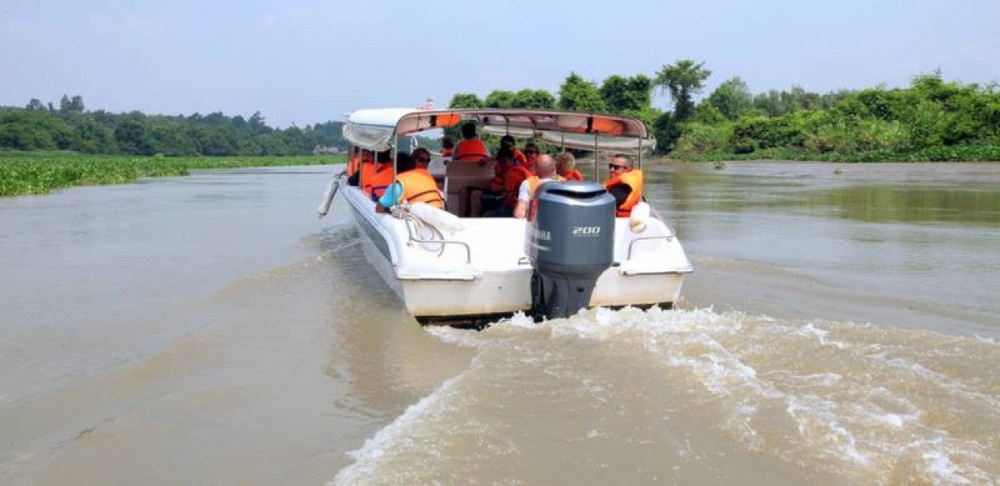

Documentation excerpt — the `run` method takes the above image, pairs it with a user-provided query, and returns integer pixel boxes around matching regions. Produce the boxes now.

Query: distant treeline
[449,63,1000,161]
[6,64,999,162]
[0,96,346,156]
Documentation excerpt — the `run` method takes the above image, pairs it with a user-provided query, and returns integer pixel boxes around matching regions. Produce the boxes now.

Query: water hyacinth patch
[0,153,343,197]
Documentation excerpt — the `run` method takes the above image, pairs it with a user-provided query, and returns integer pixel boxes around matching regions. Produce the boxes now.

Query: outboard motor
[525,182,615,320]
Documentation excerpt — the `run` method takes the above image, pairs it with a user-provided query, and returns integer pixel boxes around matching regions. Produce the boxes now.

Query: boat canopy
[342,108,656,152]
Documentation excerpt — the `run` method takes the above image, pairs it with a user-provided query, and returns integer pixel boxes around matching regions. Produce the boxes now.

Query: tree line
[5,63,999,161]
[0,95,345,156]
[449,62,1000,161]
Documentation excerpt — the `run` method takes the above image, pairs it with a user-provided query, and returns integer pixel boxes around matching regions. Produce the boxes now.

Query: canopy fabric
[479,125,655,152]
[342,108,413,152]
[342,108,655,152]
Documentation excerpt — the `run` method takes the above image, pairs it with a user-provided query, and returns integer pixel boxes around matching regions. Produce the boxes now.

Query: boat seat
[443,160,495,217]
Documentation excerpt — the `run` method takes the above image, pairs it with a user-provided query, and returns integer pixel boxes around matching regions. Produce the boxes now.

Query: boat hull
[340,178,691,322]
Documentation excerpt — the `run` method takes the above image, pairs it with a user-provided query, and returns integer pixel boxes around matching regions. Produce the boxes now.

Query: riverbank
[0,152,344,197]
[668,144,1000,163]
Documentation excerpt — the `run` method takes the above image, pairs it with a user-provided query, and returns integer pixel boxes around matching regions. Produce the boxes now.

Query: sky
[2,0,998,128]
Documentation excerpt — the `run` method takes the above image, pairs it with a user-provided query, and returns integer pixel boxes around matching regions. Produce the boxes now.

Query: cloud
[87,13,165,36]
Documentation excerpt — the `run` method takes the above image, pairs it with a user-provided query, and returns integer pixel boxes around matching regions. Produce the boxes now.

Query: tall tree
[707,76,753,120]
[247,111,270,134]
[448,93,482,109]
[512,89,556,109]
[484,90,517,108]
[599,74,653,113]
[25,99,46,111]
[654,60,712,121]
[114,115,154,155]
[59,94,85,113]
[558,72,606,112]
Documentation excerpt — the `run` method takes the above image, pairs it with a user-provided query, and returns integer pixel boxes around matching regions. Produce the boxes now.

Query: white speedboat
[318,108,692,325]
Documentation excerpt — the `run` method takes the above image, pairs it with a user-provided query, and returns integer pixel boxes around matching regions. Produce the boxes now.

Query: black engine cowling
[525,182,615,320]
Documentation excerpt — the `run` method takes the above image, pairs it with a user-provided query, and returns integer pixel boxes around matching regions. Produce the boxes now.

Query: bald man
[514,154,565,219]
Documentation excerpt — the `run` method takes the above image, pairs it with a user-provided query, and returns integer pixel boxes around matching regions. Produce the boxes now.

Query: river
[1,162,997,484]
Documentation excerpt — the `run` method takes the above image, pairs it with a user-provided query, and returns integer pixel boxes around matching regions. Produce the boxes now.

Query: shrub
[670,122,733,159]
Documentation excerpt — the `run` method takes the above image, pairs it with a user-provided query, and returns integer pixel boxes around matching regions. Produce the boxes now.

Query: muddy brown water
[1,162,997,484]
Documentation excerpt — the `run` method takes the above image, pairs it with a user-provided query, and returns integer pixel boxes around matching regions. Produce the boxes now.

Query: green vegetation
[0,153,343,197]
[5,63,999,169]
[1,95,345,156]
[672,72,1000,162]
[449,65,1000,162]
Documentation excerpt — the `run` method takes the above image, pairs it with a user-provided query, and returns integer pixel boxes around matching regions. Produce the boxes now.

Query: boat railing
[401,216,472,263]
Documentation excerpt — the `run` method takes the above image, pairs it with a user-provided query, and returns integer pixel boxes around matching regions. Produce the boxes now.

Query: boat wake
[332,307,999,484]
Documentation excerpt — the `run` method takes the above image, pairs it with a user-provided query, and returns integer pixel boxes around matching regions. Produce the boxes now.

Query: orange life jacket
[512,148,527,167]
[346,154,361,176]
[367,167,396,201]
[560,169,584,181]
[397,168,445,209]
[502,165,532,207]
[603,169,644,217]
[453,139,489,162]
[522,155,537,174]
[488,162,508,192]
[525,175,565,200]
[361,162,392,192]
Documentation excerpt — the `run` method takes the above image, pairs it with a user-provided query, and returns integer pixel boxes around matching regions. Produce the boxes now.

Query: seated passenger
[522,142,540,173]
[556,152,584,181]
[515,155,564,219]
[410,147,433,174]
[482,148,530,218]
[368,152,416,201]
[440,135,455,158]
[603,154,645,217]
[501,135,527,167]
[347,149,373,186]
[376,150,445,212]
[346,147,362,179]
[351,150,391,190]
[453,122,490,163]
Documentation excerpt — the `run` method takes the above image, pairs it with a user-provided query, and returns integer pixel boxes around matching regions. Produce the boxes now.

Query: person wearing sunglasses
[522,142,540,173]
[603,154,645,217]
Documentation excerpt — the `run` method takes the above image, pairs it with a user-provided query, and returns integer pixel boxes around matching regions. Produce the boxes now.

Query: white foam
[922,449,973,485]
[794,322,849,349]
[494,311,539,329]
[424,326,487,348]
[907,436,981,485]
[417,306,997,483]
[330,371,468,485]
[785,395,871,466]
[973,333,997,345]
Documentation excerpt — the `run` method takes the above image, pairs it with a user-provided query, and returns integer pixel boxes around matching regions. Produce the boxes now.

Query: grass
[0,152,345,197]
